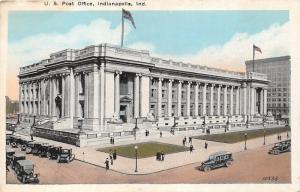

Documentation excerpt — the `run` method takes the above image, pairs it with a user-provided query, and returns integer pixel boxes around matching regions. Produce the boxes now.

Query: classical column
[243,83,247,115]
[230,86,234,115]
[186,82,191,117]
[99,64,105,129]
[251,87,255,115]
[61,76,65,117]
[167,79,173,117]
[140,75,150,117]
[24,83,27,114]
[32,82,36,115]
[177,81,182,116]
[202,83,207,116]
[114,71,121,117]
[263,89,267,115]
[217,85,221,116]
[49,78,53,117]
[134,74,140,118]
[84,73,89,118]
[223,85,227,115]
[210,84,214,116]
[194,82,199,116]
[74,74,79,117]
[259,89,264,115]
[28,82,31,115]
[235,87,240,115]
[157,78,163,118]
[69,68,75,127]
[38,81,41,115]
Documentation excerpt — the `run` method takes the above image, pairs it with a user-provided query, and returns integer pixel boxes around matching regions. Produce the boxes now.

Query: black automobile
[269,139,291,155]
[199,151,233,172]
[38,144,53,158]
[47,146,62,160]
[11,154,26,170]
[9,135,21,148]
[57,149,75,163]
[6,133,13,145]
[6,147,15,166]
[31,143,43,155]
[25,142,37,154]
[19,138,34,151]
[15,160,39,184]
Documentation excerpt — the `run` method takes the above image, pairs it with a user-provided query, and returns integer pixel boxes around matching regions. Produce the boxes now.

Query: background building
[246,56,290,120]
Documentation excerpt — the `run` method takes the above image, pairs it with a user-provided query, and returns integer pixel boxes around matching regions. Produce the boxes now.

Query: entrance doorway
[120,105,127,122]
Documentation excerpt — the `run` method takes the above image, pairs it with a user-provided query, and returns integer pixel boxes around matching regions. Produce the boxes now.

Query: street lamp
[286,124,289,139]
[17,113,20,124]
[263,129,266,145]
[263,116,266,145]
[78,117,84,134]
[134,145,138,172]
[246,115,249,129]
[244,133,247,150]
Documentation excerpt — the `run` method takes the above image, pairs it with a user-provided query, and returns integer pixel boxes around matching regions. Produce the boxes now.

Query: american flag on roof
[122,9,136,28]
[253,44,262,54]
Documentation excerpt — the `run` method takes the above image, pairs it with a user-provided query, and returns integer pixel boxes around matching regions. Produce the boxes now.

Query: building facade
[19,44,270,133]
[245,56,290,119]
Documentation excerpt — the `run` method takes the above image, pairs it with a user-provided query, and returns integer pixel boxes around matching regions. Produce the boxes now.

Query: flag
[122,9,136,28]
[253,44,262,54]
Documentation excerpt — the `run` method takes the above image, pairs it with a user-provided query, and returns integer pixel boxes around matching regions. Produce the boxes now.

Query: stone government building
[17,44,277,146]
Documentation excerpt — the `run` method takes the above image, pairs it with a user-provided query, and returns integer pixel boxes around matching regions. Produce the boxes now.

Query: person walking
[105,158,110,170]
[30,134,34,141]
[161,151,165,161]
[113,150,117,160]
[160,131,162,138]
[189,137,192,144]
[204,141,208,150]
[189,144,194,153]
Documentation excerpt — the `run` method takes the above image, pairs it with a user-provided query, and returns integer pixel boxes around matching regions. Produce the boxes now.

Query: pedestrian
[205,141,208,150]
[113,150,117,160]
[279,135,282,140]
[189,144,194,153]
[182,139,185,146]
[156,152,160,160]
[112,137,115,144]
[109,154,113,165]
[161,151,165,161]
[160,131,162,138]
[105,158,109,170]
[277,135,280,141]
[189,137,192,144]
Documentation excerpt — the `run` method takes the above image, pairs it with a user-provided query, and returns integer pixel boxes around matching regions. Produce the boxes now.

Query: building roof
[245,55,290,65]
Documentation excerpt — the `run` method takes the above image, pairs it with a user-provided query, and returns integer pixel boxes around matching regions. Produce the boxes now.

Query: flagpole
[252,45,255,72]
[121,10,124,48]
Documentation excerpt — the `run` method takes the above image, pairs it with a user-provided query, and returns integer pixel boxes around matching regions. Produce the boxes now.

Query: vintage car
[25,142,36,154]
[11,154,26,170]
[47,146,62,160]
[9,135,22,148]
[269,139,291,155]
[57,149,75,163]
[38,144,54,158]
[6,147,15,166]
[15,160,39,184]
[6,133,13,145]
[19,138,34,151]
[31,143,43,155]
[199,151,233,172]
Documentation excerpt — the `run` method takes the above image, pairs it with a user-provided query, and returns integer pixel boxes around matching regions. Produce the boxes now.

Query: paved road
[6,145,290,184]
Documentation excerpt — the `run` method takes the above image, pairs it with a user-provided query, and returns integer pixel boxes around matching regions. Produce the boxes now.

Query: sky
[7,10,289,100]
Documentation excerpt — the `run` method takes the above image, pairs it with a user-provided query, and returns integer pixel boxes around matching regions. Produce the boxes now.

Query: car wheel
[204,166,211,172]
[26,147,32,154]
[225,161,232,167]
[22,176,26,184]
[57,156,60,163]
[11,142,17,148]
[47,152,51,159]
[67,157,70,163]
[274,150,279,155]
[21,145,26,151]
[39,153,42,158]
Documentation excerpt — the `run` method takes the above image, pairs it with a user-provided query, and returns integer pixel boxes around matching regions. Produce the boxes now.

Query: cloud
[151,21,290,72]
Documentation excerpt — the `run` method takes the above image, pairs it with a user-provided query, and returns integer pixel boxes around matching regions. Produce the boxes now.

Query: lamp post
[263,116,266,145]
[134,145,138,172]
[225,116,230,133]
[17,113,20,124]
[171,117,176,135]
[244,133,247,150]
[286,124,289,139]
[78,117,84,134]
[246,115,249,129]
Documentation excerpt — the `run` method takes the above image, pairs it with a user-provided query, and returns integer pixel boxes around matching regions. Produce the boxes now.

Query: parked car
[15,160,39,184]
[199,151,233,172]
[9,135,21,148]
[57,149,75,163]
[19,138,34,151]
[47,146,62,160]
[6,133,13,145]
[25,142,36,154]
[31,143,43,155]
[38,144,53,158]
[11,154,26,170]
[269,139,291,155]
[6,147,15,166]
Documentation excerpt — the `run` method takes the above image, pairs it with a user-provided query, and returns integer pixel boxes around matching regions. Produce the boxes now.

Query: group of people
[182,136,193,146]
[105,150,117,170]
[277,134,282,141]
[156,151,165,161]
[145,130,150,137]
[110,137,115,144]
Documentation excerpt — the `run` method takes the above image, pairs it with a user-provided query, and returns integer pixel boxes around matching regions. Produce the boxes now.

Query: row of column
[152,78,266,118]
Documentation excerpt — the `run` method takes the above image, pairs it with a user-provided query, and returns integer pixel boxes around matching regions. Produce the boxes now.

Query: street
[6,145,290,184]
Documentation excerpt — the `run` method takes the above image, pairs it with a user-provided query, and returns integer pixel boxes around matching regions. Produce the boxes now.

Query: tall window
[120,75,128,95]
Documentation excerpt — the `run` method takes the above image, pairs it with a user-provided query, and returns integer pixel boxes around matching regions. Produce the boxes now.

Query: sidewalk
[14,127,289,175]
